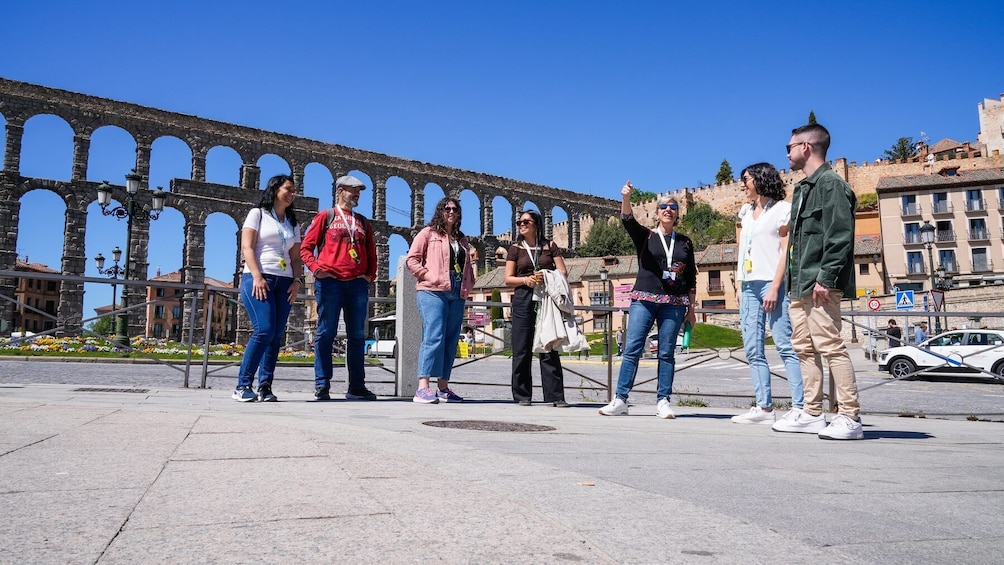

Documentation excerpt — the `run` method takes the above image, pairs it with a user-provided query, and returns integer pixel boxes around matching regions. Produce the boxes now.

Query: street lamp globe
[919,221,935,245]
[94,253,105,270]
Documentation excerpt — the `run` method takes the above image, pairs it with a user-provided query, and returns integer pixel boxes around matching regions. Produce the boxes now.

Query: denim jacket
[787,163,856,299]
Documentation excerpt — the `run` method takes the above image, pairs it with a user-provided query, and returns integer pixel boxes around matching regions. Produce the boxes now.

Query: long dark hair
[257,174,297,226]
[428,197,464,238]
[515,209,544,245]
[740,163,786,202]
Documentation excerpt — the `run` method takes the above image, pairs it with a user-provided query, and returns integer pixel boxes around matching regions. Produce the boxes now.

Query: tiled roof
[151,270,233,288]
[15,260,58,274]
[875,167,1004,190]
[696,243,739,266]
[855,235,882,256]
[928,138,964,154]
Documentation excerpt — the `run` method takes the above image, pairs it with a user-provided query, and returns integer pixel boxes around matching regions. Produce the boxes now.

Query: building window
[901,195,919,215]
[156,288,165,297]
[998,187,1004,209]
[932,192,950,214]
[707,270,723,292]
[904,222,920,244]
[966,189,985,212]
[172,306,182,318]
[973,248,990,272]
[153,323,164,338]
[47,281,57,292]
[939,250,957,272]
[969,218,988,240]
[859,263,870,275]
[906,252,924,274]
[935,220,954,242]
[155,305,165,318]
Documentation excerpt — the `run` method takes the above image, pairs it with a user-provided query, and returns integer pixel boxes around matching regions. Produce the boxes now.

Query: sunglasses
[786,140,808,153]
[516,219,534,226]
[443,206,459,212]
[658,203,679,211]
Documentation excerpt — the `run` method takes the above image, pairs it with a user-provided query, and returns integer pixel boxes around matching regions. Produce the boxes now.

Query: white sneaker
[771,409,826,434]
[731,406,776,425]
[818,414,864,440]
[656,398,675,419]
[599,398,629,416]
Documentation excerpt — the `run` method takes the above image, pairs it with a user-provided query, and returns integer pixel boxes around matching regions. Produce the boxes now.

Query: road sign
[895,290,915,310]
[867,297,881,311]
[930,289,945,312]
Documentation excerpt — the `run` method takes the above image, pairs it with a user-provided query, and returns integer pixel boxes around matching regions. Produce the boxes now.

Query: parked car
[878,329,1004,379]
[647,332,685,357]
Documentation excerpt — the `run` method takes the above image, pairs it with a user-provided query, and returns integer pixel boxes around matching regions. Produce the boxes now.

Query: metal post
[113,206,133,349]
[200,289,214,388]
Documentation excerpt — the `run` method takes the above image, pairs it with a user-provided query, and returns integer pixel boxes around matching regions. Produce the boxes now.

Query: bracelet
[297,276,305,285]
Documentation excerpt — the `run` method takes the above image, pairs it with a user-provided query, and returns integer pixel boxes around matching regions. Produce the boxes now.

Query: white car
[878,329,1004,379]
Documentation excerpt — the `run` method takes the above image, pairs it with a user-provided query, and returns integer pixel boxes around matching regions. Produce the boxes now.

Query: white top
[242,207,301,277]
[736,200,791,282]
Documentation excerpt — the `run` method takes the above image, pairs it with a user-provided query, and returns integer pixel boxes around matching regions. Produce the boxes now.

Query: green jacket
[787,163,856,299]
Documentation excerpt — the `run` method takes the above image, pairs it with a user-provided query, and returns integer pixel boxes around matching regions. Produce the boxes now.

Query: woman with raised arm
[599,182,696,418]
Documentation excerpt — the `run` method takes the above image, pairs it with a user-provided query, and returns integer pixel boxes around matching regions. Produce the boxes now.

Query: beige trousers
[789,293,860,419]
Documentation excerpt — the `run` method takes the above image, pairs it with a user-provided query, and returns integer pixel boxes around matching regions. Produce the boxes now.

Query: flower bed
[0,336,314,360]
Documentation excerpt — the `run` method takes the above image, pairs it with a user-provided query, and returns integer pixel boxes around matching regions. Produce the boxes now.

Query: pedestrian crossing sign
[895,290,915,310]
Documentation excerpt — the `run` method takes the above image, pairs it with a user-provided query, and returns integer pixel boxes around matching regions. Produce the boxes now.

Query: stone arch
[256,153,291,191]
[0,111,6,170]
[86,124,137,183]
[385,175,413,228]
[422,182,447,226]
[491,195,516,242]
[149,135,193,191]
[456,188,481,238]
[206,144,243,186]
[20,114,74,180]
[303,161,335,210]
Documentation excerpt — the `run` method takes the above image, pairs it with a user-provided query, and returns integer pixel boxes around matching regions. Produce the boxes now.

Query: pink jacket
[406,226,475,298]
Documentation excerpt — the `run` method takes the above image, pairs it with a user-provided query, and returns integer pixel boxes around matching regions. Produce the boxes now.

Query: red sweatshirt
[300,207,377,281]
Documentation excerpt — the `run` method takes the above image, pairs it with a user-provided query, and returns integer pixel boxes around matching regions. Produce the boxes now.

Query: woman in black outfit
[504,209,569,407]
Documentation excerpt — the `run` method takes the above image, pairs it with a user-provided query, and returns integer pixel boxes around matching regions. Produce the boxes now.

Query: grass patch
[677,397,708,407]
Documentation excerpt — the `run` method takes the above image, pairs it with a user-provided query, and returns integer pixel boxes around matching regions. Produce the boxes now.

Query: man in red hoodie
[300,175,378,401]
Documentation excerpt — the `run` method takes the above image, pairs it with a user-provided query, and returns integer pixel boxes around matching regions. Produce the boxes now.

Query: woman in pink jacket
[406,197,476,403]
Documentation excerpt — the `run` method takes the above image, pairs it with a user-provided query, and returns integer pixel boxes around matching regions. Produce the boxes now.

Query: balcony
[903,232,922,245]
[906,263,926,275]
[968,229,990,241]
[936,229,956,242]
[707,281,724,293]
[965,198,986,212]
[901,203,922,216]
[940,261,959,273]
[931,201,953,214]
[972,259,994,272]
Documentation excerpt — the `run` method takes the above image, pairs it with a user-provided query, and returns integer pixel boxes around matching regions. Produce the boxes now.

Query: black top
[506,240,562,277]
[622,215,697,297]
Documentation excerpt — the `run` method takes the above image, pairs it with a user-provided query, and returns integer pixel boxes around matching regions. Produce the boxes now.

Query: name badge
[663,270,675,281]
[348,248,361,264]
[743,259,752,273]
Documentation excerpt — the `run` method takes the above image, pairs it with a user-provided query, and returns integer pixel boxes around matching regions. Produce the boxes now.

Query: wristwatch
[297,276,306,285]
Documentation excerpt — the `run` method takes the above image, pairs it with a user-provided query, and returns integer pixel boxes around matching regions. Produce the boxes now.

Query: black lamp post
[94,246,125,336]
[599,266,613,401]
[919,221,940,334]
[96,171,166,348]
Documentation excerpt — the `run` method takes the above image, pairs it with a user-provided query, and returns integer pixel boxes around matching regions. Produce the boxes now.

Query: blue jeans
[416,278,465,381]
[238,273,293,389]
[616,300,685,401]
[740,281,804,409]
[314,277,369,391]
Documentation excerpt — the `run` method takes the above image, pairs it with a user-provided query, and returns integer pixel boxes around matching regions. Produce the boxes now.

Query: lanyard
[269,208,289,259]
[657,228,676,267]
[334,206,357,247]
[521,241,540,271]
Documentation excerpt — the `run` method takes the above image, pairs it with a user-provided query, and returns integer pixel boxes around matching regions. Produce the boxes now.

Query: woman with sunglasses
[504,209,570,407]
[599,183,697,418]
[731,163,803,425]
[406,197,475,403]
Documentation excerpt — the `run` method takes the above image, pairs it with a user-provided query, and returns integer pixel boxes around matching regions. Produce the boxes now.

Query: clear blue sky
[3,0,1002,321]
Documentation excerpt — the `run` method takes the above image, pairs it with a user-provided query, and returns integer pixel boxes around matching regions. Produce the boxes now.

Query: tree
[87,316,115,337]
[884,137,917,161]
[807,110,817,125]
[629,188,658,204]
[678,201,736,250]
[490,288,503,329]
[715,159,733,185]
[578,216,634,257]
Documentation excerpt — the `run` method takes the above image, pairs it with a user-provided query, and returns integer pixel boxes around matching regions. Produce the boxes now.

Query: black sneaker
[314,388,331,401]
[258,385,278,402]
[345,388,377,401]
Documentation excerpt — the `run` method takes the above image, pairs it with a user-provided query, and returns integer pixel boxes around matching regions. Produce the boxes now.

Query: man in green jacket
[772,123,863,440]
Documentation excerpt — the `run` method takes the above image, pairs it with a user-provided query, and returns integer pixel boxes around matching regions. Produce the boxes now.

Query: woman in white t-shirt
[732,163,804,425]
[234,174,303,402]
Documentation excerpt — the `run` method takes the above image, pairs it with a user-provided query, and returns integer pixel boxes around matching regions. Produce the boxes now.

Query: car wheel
[992,360,1004,380]
[889,357,917,380]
